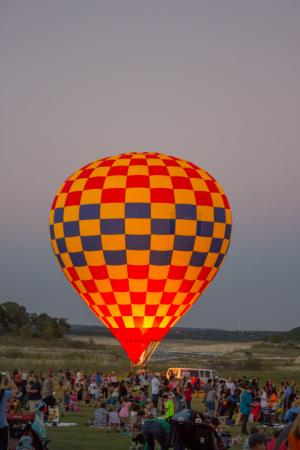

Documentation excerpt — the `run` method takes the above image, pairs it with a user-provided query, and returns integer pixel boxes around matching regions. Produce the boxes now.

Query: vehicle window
[200,370,205,377]
[212,370,218,378]
[173,370,178,376]
[189,370,199,377]
[182,371,190,378]
[205,370,210,378]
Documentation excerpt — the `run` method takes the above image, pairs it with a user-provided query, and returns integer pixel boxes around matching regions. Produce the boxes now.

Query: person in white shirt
[151,373,161,410]
[226,378,235,396]
[260,388,268,409]
[21,371,28,383]
[88,381,98,407]
[76,370,83,385]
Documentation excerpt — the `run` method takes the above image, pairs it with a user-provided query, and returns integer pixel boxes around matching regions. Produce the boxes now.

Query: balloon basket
[130,340,160,372]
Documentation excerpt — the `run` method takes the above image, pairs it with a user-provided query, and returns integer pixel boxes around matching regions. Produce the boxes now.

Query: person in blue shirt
[0,372,18,450]
[239,385,253,435]
[283,384,294,410]
[95,371,102,386]
[284,399,300,423]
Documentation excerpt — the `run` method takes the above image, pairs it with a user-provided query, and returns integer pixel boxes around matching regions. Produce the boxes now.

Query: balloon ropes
[49,152,232,366]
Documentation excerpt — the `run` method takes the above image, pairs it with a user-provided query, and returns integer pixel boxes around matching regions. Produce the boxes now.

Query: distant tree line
[0,302,70,338]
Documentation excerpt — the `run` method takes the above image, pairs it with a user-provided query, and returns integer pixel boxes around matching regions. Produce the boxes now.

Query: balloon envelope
[49,152,232,363]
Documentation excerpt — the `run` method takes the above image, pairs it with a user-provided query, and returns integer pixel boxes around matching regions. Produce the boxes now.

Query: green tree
[0,301,70,339]
[0,302,27,333]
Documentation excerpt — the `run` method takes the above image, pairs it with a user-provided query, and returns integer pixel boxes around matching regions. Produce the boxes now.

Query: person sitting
[242,426,259,450]
[90,402,109,428]
[284,399,300,423]
[16,425,34,450]
[266,429,287,450]
[210,417,231,449]
[130,423,145,450]
[288,412,300,450]
[248,433,270,450]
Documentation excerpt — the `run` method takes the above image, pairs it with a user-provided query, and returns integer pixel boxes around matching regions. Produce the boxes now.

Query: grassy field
[45,399,274,450]
[46,407,132,450]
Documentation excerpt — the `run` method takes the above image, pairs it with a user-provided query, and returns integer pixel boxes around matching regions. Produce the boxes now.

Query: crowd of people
[1,367,300,450]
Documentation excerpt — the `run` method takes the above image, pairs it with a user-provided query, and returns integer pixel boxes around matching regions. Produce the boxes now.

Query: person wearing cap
[248,433,270,449]
[0,372,18,450]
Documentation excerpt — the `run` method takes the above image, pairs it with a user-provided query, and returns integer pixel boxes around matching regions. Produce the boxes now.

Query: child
[162,393,175,419]
[119,397,132,430]
[88,380,98,407]
[108,406,121,432]
[70,390,80,412]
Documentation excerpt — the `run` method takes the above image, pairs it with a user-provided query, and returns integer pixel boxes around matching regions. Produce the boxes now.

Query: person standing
[27,374,42,412]
[0,372,18,450]
[151,374,161,410]
[162,394,175,420]
[240,386,253,435]
[118,397,132,429]
[226,378,235,396]
[184,382,193,409]
[284,384,293,410]
[175,382,184,412]
[42,373,55,407]
[206,383,217,414]
[203,379,213,409]
[101,376,109,399]
[88,379,98,407]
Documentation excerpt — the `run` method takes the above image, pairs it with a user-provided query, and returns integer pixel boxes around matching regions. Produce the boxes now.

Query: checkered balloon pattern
[49,152,232,363]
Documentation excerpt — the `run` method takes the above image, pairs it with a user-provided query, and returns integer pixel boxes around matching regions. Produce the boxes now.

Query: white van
[166,367,220,383]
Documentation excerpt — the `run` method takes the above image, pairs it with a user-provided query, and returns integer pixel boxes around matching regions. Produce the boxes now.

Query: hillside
[285,327,300,341]
[69,324,287,342]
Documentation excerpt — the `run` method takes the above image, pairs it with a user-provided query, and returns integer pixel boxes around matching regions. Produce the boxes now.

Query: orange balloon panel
[49,152,232,363]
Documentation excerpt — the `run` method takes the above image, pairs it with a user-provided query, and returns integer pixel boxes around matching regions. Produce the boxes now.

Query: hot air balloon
[49,152,232,365]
